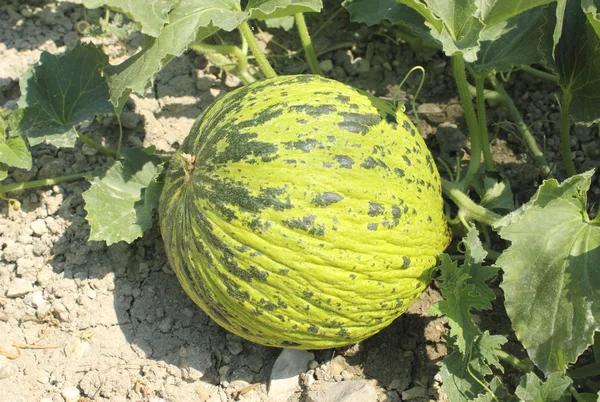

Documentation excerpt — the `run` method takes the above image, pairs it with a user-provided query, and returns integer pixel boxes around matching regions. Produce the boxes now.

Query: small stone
[306,380,378,402]
[37,268,53,285]
[6,278,33,298]
[401,386,428,400]
[269,349,314,402]
[218,365,230,377]
[0,356,16,380]
[349,58,370,74]
[86,289,97,299]
[226,339,244,356]
[31,219,48,236]
[418,103,446,124]
[120,111,141,129]
[319,59,333,73]
[81,144,98,156]
[181,345,212,382]
[196,75,217,91]
[62,385,81,402]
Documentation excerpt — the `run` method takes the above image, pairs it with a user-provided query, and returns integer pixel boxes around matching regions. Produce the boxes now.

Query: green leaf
[82,149,163,245]
[476,0,554,27]
[515,372,572,402]
[18,42,113,147]
[0,116,7,144]
[265,16,295,30]
[82,0,179,37]
[582,0,600,39]
[0,136,32,171]
[247,0,322,19]
[473,5,555,74]
[439,332,508,401]
[554,0,600,125]
[496,171,600,374]
[343,0,433,44]
[0,164,7,181]
[395,0,484,61]
[473,377,518,402]
[105,0,246,111]
[471,170,515,211]
[432,228,498,355]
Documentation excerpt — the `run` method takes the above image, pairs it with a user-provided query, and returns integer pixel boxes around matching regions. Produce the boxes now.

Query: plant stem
[475,73,494,171]
[560,89,576,176]
[77,132,118,158]
[496,350,535,373]
[1,172,90,195]
[441,178,502,226]
[519,65,559,82]
[452,55,481,187]
[189,42,256,84]
[294,13,321,75]
[489,76,552,177]
[238,20,277,78]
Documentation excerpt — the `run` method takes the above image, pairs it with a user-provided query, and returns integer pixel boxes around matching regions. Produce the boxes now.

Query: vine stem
[452,55,481,187]
[189,42,256,84]
[1,172,90,195]
[495,350,535,373]
[519,65,559,82]
[294,13,321,75]
[77,132,117,158]
[475,73,494,171]
[441,178,502,226]
[559,90,576,176]
[489,76,552,177]
[238,20,277,78]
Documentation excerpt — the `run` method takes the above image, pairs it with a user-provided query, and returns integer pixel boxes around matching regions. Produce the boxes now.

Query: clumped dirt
[1,1,598,402]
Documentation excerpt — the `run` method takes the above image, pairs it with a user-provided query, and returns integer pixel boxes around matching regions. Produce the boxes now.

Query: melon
[159,75,450,348]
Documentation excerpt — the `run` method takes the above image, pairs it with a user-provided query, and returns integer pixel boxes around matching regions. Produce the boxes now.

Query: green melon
[159,75,450,349]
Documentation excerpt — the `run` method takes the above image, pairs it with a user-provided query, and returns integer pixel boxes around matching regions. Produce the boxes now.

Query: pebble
[6,278,33,298]
[196,76,217,91]
[31,219,48,236]
[61,385,80,402]
[401,386,428,400]
[319,59,333,73]
[268,349,314,402]
[305,380,378,402]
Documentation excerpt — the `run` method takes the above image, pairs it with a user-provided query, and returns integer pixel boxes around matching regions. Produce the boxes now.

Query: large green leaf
[18,43,113,147]
[83,149,163,245]
[247,0,322,19]
[476,0,555,27]
[343,0,434,48]
[554,0,600,124]
[105,0,246,111]
[82,0,179,37]
[473,5,555,73]
[515,373,572,402]
[495,171,600,374]
[395,0,483,61]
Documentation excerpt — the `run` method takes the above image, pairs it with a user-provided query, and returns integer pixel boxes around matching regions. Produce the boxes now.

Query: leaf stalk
[294,13,321,75]
[238,20,277,78]
[452,55,481,187]
[441,178,502,226]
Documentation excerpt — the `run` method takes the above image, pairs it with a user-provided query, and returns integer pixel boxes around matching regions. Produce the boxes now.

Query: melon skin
[159,75,450,349]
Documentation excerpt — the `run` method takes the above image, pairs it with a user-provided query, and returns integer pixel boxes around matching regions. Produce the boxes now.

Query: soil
[0,1,599,402]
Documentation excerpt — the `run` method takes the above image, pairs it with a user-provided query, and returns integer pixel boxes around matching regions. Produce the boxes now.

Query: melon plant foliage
[1,0,600,400]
